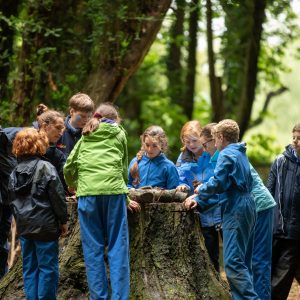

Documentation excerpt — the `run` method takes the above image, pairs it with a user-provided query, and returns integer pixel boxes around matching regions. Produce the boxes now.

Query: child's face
[183,135,202,154]
[214,132,224,151]
[143,136,161,159]
[292,130,300,156]
[70,109,92,129]
[200,136,216,156]
[43,118,65,144]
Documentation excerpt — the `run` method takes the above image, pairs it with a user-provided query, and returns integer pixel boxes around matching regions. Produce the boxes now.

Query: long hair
[130,125,168,185]
[180,120,202,151]
[36,104,64,128]
[82,102,120,136]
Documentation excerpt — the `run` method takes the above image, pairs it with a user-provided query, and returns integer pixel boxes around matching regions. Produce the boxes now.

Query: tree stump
[128,202,230,299]
[0,198,230,299]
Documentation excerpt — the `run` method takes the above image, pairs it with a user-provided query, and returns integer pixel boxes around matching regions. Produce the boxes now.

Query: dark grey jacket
[267,145,300,240]
[8,157,68,241]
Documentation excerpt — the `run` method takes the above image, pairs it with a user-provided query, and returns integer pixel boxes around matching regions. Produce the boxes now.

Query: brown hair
[69,93,94,113]
[180,120,202,151]
[36,108,64,128]
[130,126,168,185]
[292,123,300,132]
[200,123,217,139]
[12,128,49,157]
[213,119,239,143]
[36,104,49,116]
[82,102,120,136]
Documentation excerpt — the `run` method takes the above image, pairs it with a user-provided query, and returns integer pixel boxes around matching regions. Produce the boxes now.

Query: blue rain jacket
[128,153,179,189]
[176,150,221,227]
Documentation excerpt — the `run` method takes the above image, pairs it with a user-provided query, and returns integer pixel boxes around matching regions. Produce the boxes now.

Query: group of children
[0,92,299,300]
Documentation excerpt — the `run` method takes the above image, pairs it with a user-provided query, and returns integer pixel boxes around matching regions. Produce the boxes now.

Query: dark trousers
[202,226,222,272]
[0,204,12,279]
[271,237,300,300]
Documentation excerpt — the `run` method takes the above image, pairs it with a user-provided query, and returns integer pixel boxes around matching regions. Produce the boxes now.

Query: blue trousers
[20,237,59,300]
[0,204,12,279]
[223,196,259,300]
[252,207,274,300]
[78,195,130,300]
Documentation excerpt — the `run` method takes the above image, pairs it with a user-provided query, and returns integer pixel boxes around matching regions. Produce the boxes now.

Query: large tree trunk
[206,0,224,122]
[166,0,186,106]
[85,0,172,105]
[182,0,199,119]
[0,197,230,299]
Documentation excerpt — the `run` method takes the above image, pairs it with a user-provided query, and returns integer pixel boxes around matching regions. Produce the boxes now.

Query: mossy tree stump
[0,195,231,299]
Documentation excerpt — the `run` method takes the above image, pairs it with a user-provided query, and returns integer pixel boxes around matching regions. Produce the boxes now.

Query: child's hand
[183,195,198,210]
[176,185,188,192]
[194,183,203,194]
[127,200,141,213]
[60,224,68,237]
[68,186,76,194]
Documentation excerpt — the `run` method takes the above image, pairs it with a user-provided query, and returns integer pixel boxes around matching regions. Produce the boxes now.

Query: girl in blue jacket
[128,126,179,189]
[176,121,222,272]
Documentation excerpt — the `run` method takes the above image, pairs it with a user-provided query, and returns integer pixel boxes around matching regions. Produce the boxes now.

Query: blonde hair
[82,102,120,136]
[180,120,202,151]
[130,126,168,185]
[213,119,239,143]
[12,128,49,157]
[36,104,49,116]
[292,123,300,133]
[69,93,95,113]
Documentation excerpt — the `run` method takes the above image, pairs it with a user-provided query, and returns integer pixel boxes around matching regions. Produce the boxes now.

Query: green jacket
[64,122,128,197]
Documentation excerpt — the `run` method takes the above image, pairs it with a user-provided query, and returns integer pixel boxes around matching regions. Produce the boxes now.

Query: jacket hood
[12,157,39,194]
[225,142,247,153]
[65,115,82,136]
[83,122,124,142]
[283,144,300,163]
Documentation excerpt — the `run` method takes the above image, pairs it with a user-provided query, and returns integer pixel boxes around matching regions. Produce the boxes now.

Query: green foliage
[246,133,281,166]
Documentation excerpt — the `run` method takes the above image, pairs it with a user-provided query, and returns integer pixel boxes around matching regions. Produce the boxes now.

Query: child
[128,125,179,189]
[176,122,222,272]
[8,128,68,299]
[267,123,300,300]
[57,93,94,157]
[176,121,210,192]
[184,119,259,300]
[64,103,140,299]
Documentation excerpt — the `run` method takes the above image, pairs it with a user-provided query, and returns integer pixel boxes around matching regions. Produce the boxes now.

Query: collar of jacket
[141,153,167,165]
[65,115,82,137]
[284,144,300,164]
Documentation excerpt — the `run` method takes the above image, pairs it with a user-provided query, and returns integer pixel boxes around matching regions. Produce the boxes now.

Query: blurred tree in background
[0,0,298,162]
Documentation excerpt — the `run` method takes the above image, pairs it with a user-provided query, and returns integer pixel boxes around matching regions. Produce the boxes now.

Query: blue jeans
[78,194,130,300]
[20,237,59,300]
[0,204,12,279]
[252,207,274,300]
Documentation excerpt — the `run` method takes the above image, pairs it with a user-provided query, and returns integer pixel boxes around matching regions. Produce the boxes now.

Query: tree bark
[183,0,199,119]
[206,0,224,122]
[129,203,231,299]
[0,200,230,299]
[166,0,185,106]
[236,0,267,138]
[85,0,172,105]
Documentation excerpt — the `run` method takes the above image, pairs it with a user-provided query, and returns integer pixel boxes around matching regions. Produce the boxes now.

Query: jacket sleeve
[176,153,192,190]
[47,167,68,224]
[266,158,278,197]
[63,138,81,188]
[198,153,233,199]
[122,133,128,185]
[166,164,180,190]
